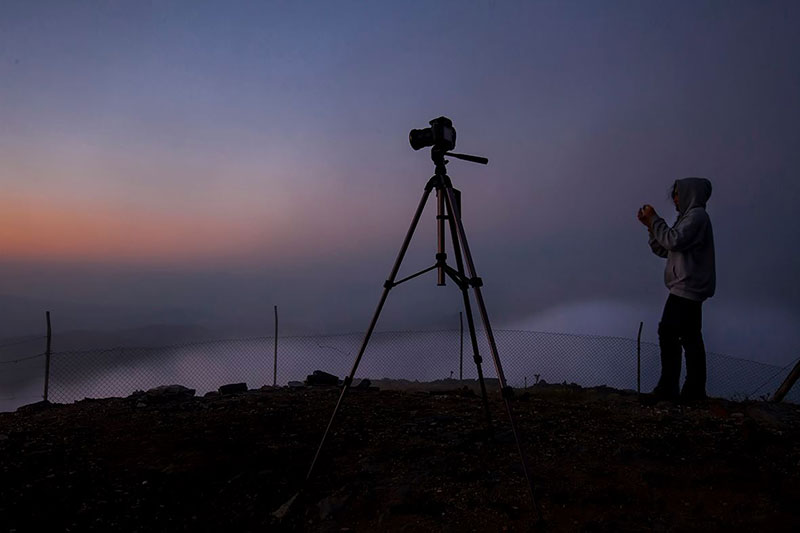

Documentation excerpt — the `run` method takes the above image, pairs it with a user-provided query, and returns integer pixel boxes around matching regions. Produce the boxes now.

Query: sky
[1,0,799,365]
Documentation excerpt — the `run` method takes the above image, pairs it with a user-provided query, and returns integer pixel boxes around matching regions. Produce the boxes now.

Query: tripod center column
[436,180,447,286]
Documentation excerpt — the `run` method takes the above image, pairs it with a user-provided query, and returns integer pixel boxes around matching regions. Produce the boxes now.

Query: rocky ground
[1,380,799,532]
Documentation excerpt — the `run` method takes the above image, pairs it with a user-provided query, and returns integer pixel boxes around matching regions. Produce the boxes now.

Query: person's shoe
[640,386,679,405]
[653,384,680,402]
[680,388,708,406]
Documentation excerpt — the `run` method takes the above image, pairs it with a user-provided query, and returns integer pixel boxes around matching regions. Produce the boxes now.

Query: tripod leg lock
[342,376,353,387]
[473,355,483,364]
[469,276,483,288]
[435,252,447,262]
[383,280,394,289]
[501,386,515,399]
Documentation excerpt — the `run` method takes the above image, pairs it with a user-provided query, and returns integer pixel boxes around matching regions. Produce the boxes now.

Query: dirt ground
[1,381,799,532]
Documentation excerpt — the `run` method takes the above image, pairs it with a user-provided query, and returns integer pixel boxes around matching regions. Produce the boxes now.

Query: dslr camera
[409,116,456,152]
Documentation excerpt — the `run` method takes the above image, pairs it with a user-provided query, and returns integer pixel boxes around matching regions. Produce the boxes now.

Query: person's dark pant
[654,293,707,400]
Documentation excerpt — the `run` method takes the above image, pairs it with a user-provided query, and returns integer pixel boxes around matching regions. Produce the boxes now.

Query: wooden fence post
[43,311,52,402]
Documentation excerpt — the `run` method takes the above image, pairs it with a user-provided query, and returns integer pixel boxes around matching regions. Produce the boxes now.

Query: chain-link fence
[0,329,793,410]
[0,335,48,412]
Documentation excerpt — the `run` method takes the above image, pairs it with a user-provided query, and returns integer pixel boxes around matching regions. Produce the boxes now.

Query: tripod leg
[442,183,541,520]
[460,289,494,432]
[443,192,494,431]
[303,183,435,484]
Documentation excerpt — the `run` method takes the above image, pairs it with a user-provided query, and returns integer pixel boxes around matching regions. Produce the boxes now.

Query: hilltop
[1,382,799,531]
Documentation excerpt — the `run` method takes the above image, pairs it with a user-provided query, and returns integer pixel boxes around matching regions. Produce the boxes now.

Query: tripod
[301,147,539,516]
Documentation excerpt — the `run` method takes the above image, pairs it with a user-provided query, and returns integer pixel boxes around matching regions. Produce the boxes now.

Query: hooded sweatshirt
[648,177,716,301]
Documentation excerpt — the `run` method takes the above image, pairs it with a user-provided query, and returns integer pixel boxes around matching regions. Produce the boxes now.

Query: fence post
[273,305,278,387]
[43,311,52,402]
[772,359,800,403]
[459,311,464,381]
[637,321,643,395]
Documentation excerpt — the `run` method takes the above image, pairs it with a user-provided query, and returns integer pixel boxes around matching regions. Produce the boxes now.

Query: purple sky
[2,1,799,364]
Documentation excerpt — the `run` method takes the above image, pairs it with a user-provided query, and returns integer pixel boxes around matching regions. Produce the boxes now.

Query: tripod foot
[272,491,300,520]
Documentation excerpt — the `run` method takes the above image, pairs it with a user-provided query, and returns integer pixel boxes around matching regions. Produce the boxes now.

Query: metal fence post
[637,321,643,395]
[273,305,278,387]
[459,311,464,380]
[43,311,52,402]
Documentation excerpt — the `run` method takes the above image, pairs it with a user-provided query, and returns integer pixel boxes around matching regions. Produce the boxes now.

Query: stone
[145,385,196,398]
[218,383,248,395]
[306,370,340,386]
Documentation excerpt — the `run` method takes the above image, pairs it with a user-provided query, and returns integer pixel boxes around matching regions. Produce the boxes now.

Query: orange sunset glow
[0,196,274,263]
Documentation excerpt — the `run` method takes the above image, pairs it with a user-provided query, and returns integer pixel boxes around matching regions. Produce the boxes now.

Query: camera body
[409,116,456,152]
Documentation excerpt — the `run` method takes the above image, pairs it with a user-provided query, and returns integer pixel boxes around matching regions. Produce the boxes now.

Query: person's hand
[637,204,657,227]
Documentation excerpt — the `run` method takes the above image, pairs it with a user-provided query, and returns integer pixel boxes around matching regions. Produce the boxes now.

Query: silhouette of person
[638,178,715,403]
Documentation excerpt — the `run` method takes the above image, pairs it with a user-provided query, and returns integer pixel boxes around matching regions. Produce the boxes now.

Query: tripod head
[430,147,488,181]
[431,147,488,169]
[409,116,488,171]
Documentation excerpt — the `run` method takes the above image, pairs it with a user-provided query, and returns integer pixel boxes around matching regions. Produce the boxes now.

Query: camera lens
[409,128,434,150]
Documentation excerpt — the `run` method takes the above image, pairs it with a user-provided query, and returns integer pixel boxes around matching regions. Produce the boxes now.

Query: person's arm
[650,209,708,251]
[638,204,668,257]
[648,229,668,258]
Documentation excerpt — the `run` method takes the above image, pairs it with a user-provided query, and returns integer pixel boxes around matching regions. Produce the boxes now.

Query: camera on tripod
[409,116,456,151]
[277,116,538,523]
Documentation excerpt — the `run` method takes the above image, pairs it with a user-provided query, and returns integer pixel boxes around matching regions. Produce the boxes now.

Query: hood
[674,177,712,214]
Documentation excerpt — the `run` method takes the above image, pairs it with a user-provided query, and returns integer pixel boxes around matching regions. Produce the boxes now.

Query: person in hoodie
[637,177,715,402]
